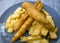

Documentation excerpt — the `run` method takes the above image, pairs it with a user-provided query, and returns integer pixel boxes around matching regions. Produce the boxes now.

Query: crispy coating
[37,3,43,11]
[22,2,55,32]
[11,17,33,42]
[34,0,41,8]
[22,2,48,24]
[34,0,43,11]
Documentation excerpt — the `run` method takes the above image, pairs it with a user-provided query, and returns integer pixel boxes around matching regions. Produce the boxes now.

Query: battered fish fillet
[11,17,33,42]
[22,2,55,32]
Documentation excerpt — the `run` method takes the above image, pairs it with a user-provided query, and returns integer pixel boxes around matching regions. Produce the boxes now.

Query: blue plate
[0,2,60,43]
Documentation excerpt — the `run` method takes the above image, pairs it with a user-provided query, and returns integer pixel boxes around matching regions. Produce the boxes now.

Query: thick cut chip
[49,32,57,39]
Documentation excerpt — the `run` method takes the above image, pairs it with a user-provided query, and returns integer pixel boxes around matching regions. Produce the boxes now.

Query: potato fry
[27,39,41,43]
[30,21,49,36]
[31,24,42,36]
[26,38,49,43]
[41,28,48,36]
[13,7,22,15]
[13,7,26,16]
[46,15,55,27]
[11,7,25,19]
[42,10,55,26]
[21,36,41,41]
[5,23,14,29]
[11,17,33,42]
[49,32,57,39]
[5,14,12,27]
[7,28,14,33]
[11,14,20,19]
[29,24,38,35]
[42,9,49,16]
[54,27,58,33]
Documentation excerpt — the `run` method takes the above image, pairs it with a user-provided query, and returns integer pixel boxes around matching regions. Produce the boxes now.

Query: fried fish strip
[14,14,28,31]
[22,2,55,32]
[11,17,33,42]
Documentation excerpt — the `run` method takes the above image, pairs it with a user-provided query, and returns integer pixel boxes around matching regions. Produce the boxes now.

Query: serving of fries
[4,0,58,43]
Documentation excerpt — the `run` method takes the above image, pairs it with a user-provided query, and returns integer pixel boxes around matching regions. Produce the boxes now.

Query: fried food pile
[4,0,58,43]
